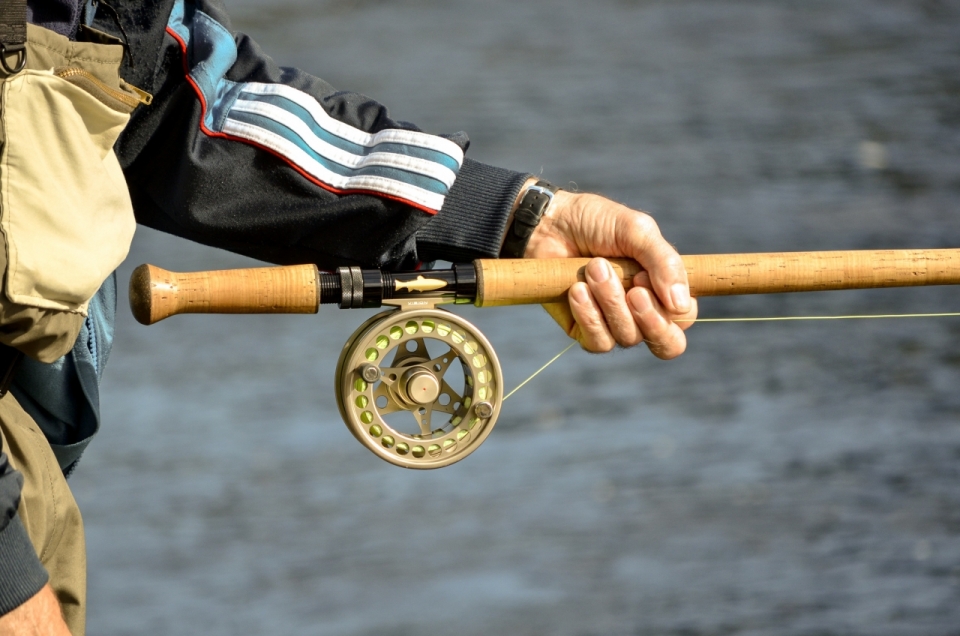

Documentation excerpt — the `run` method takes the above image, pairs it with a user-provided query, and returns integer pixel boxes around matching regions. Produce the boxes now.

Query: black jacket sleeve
[0,442,49,615]
[105,0,529,270]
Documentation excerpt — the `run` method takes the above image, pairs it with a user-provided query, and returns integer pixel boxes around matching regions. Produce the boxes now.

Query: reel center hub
[399,367,441,405]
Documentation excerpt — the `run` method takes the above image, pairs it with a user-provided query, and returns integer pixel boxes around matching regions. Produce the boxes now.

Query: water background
[73,1,960,633]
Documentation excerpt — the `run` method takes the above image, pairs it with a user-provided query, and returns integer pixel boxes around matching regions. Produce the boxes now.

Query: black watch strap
[499,180,558,258]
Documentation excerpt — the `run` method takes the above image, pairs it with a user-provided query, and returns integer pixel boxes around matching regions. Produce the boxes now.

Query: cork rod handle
[474,249,960,306]
[129,263,319,325]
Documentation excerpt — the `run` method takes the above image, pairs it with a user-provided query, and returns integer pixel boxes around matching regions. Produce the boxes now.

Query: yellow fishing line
[504,312,960,400]
[503,342,577,401]
[676,312,960,323]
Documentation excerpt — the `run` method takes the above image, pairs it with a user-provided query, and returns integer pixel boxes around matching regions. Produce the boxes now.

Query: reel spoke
[430,379,462,415]
[412,406,434,436]
[372,382,405,415]
[375,367,403,388]
[391,337,430,366]
[425,346,457,380]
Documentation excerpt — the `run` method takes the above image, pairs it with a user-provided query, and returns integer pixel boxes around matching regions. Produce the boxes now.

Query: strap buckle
[0,41,25,75]
[525,184,556,203]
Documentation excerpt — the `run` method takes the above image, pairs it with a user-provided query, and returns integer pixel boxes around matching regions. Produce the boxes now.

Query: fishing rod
[129,248,960,469]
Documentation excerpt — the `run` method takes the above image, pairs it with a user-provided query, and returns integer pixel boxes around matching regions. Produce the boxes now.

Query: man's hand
[522,186,697,358]
[0,585,71,636]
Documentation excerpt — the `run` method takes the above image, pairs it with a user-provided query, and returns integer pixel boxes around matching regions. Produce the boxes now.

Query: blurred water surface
[74,1,960,634]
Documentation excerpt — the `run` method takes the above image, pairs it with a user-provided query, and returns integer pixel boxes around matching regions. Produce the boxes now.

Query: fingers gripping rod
[130,249,960,325]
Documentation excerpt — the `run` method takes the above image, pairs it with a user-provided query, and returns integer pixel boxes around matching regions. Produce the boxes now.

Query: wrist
[499,178,560,258]
[523,189,583,259]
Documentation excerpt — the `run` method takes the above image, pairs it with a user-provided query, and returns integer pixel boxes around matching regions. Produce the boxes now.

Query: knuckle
[593,282,625,309]
[606,311,640,344]
[643,322,671,345]
[571,304,616,353]
[571,305,606,336]
[575,324,612,353]
[583,337,615,353]
[647,330,686,360]
[637,308,670,339]
[663,254,685,273]
[579,310,606,334]
[657,344,686,360]
[617,330,644,348]
[632,212,660,237]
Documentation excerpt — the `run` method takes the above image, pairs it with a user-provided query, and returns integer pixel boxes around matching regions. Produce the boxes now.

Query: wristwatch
[499,180,559,258]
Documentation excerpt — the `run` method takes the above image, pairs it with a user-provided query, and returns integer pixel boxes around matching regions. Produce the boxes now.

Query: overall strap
[0,0,26,73]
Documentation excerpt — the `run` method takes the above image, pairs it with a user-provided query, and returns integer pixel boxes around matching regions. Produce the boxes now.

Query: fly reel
[335,302,503,469]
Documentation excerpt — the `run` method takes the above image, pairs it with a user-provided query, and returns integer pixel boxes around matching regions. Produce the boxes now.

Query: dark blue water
[74,1,960,633]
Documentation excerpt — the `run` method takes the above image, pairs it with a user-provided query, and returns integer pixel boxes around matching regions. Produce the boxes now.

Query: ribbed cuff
[0,514,48,615]
[417,158,531,262]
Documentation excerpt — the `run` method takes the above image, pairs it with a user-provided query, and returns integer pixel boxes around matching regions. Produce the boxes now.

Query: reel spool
[335,303,502,469]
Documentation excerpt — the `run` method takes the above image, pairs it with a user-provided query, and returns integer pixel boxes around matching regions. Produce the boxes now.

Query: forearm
[110,0,529,270]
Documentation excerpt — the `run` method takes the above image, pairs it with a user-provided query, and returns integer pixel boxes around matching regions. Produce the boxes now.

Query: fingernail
[670,284,691,313]
[586,259,610,283]
[629,288,652,314]
[570,283,589,304]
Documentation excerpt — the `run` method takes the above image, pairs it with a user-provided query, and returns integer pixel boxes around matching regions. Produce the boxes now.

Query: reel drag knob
[335,308,503,469]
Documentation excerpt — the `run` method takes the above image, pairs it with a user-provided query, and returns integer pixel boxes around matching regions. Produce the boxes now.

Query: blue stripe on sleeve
[165,0,462,210]
[226,110,450,195]
[236,92,462,172]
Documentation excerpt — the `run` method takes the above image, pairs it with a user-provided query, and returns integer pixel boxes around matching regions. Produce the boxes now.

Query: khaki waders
[0,21,142,636]
[0,398,86,635]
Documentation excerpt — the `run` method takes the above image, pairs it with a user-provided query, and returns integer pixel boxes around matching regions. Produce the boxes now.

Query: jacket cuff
[0,514,48,616]
[417,159,531,262]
